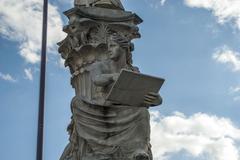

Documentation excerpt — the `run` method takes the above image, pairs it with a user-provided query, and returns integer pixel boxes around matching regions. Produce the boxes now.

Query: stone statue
[58,2,163,160]
[74,0,124,10]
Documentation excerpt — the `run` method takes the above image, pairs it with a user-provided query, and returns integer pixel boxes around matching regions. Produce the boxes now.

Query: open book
[106,69,165,107]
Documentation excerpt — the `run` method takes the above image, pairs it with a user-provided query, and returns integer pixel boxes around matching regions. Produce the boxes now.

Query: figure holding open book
[58,2,164,159]
[60,33,163,160]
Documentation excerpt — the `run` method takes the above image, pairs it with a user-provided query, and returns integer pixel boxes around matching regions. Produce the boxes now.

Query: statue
[58,1,163,160]
[74,0,124,10]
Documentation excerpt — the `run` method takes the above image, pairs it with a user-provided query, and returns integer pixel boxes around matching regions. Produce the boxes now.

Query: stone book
[107,69,165,107]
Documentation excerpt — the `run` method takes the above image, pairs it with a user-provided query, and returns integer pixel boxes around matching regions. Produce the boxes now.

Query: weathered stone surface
[107,69,164,107]
[74,0,125,10]
[58,1,164,160]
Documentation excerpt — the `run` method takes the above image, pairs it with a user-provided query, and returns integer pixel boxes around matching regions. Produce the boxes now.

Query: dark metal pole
[37,0,48,160]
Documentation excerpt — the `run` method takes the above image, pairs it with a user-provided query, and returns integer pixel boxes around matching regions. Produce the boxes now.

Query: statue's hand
[143,92,162,107]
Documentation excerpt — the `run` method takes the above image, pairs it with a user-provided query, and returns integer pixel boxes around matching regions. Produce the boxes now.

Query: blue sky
[0,0,240,160]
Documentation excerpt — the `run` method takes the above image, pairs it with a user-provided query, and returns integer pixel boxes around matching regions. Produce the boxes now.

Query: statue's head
[108,41,122,61]
[107,35,133,64]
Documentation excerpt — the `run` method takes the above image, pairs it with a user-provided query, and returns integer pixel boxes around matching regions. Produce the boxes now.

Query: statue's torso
[71,60,112,105]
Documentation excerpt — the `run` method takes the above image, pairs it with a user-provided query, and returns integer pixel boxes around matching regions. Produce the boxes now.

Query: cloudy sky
[0,0,240,160]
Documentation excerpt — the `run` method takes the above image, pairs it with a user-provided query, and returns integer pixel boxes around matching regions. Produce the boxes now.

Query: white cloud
[145,0,166,9]
[150,111,240,160]
[230,86,240,93]
[0,72,17,82]
[58,57,65,68]
[234,87,240,93]
[229,86,240,101]
[213,47,240,102]
[184,0,240,30]
[213,46,240,72]
[24,68,33,81]
[160,0,166,6]
[0,0,65,64]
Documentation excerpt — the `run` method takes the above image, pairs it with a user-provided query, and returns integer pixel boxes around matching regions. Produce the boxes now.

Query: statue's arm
[92,73,119,87]
[90,61,120,87]
[93,74,113,87]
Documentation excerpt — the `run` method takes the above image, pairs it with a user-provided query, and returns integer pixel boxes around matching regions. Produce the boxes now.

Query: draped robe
[60,57,152,160]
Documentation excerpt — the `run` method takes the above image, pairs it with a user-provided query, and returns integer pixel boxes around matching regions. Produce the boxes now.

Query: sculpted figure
[59,34,162,160]
[74,0,124,10]
[58,2,163,160]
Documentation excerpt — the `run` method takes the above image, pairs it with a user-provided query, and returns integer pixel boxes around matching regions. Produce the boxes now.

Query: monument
[58,1,164,159]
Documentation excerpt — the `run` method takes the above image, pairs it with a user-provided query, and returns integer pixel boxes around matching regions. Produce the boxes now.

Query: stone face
[58,2,163,160]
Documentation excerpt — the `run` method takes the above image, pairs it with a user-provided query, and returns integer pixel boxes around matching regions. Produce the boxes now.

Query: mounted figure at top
[74,0,124,10]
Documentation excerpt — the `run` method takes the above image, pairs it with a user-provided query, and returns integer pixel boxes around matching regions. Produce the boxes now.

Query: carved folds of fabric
[68,97,152,160]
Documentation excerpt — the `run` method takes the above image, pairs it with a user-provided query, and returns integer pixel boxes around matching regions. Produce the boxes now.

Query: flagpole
[37,0,48,160]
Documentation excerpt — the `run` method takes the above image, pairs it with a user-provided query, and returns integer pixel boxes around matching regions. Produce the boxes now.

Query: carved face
[108,41,124,61]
